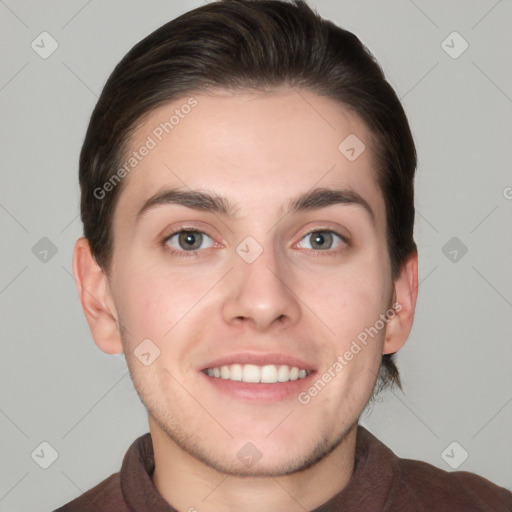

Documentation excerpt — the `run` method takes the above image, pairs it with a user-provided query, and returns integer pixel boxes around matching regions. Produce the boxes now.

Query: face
[105,87,398,475]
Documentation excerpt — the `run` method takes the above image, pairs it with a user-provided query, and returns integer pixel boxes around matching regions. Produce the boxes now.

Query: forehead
[114,87,386,232]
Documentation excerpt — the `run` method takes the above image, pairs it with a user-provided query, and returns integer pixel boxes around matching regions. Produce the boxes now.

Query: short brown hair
[79,0,417,392]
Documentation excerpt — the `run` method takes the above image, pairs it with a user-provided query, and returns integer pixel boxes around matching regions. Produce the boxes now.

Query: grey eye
[297,231,344,251]
[166,231,214,251]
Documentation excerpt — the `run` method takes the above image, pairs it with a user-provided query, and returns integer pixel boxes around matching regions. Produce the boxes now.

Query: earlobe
[383,250,418,355]
[72,238,123,355]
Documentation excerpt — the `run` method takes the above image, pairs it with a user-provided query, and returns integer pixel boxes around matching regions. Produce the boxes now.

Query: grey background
[1,0,511,510]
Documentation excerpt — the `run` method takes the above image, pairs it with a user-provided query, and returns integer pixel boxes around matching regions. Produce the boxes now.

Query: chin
[192,447,324,477]
[159,415,350,478]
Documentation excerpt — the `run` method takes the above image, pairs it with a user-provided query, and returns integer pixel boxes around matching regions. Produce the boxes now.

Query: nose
[221,245,301,331]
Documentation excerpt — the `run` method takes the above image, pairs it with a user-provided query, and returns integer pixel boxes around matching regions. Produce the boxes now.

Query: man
[56,1,512,510]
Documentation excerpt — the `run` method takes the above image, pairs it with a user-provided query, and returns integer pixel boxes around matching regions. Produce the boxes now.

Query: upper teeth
[205,364,310,383]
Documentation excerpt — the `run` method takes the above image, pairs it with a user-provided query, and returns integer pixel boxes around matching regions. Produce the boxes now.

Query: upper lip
[200,351,316,372]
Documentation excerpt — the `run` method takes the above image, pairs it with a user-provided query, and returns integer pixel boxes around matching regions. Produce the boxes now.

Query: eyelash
[162,227,349,259]
[162,227,219,259]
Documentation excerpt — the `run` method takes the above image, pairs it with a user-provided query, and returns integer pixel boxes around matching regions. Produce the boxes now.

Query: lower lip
[199,370,316,402]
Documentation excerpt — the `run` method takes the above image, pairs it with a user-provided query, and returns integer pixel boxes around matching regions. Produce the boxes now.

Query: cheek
[306,262,388,337]
[305,270,390,392]
[114,262,218,348]
[113,267,178,342]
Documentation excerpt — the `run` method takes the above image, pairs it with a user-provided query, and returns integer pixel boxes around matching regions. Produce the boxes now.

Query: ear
[382,250,418,355]
[72,237,123,355]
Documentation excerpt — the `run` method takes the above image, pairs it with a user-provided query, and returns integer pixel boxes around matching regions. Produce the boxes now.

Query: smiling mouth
[203,363,311,383]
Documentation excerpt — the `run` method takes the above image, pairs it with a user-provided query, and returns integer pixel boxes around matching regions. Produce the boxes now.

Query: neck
[150,419,358,512]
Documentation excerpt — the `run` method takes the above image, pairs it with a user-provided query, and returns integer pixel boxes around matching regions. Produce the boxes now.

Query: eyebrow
[136,186,375,225]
